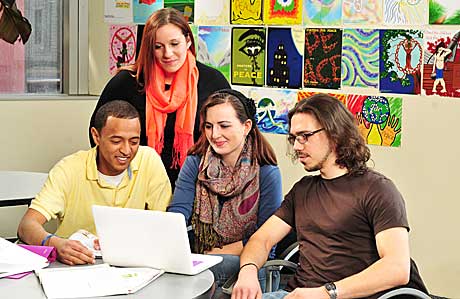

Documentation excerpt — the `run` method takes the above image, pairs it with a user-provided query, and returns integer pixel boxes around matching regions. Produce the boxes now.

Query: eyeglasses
[287,128,324,145]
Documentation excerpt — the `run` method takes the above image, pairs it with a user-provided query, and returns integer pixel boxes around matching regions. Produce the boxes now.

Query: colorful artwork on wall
[429,0,460,25]
[303,0,342,26]
[343,0,383,24]
[304,28,342,89]
[347,94,403,147]
[164,0,195,22]
[109,25,137,75]
[197,26,231,82]
[245,88,297,134]
[264,0,303,25]
[133,0,163,24]
[230,0,264,24]
[341,29,379,88]
[194,0,229,24]
[231,27,266,86]
[379,29,423,94]
[384,0,426,25]
[423,30,460,97]
[297,90,347,105]
[266,27,304,89]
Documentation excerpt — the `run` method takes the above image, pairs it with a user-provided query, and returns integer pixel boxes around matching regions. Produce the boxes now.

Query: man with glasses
[231,94,428,299]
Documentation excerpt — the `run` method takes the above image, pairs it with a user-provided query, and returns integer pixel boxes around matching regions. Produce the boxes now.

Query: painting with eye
[384,0,426,25]
[304,28,342,89]
[231,0,264,24]
[341,29,379,88]
[303,0,342,26]
[379,29,423,94]
[244,87,297,134]
[264,0,303,25]
[346,94,403,147]
[266,27,303,89]
[133,0,163,24]
[343,0,383,24]
[231,27,266,86]
[164,0,195,23]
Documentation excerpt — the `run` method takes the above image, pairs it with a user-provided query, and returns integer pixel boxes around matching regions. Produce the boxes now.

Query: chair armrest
[377,288,431,299]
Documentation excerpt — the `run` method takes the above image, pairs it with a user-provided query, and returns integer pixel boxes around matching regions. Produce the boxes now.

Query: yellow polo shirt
[30,146,172,238]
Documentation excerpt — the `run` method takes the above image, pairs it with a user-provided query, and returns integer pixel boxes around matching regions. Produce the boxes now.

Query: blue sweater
[168,155,283,255]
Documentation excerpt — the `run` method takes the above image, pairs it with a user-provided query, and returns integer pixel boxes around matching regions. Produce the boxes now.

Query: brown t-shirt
[275,170,427,298]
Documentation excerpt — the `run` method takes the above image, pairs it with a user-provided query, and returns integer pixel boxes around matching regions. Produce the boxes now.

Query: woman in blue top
[168,89,282,293]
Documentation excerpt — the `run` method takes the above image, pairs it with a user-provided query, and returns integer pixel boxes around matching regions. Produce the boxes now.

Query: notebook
[92,205,223,275]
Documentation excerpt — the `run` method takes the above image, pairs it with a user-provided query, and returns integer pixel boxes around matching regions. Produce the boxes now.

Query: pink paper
[6,245,56,279]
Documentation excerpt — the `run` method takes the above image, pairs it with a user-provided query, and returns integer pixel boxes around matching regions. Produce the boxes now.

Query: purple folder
[6,245,57,279]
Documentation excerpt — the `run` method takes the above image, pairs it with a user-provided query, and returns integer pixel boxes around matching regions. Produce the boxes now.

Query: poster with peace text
[109,25,137,75]
[246,88,297,134]
[429,0,460,25]
[133,0,163,24]
[304,28,342,89]
[231,0,263,24]
[346,95,403,147]
[422,30,460,98]
[266,27,303,89]
[303,0,342,26]
[197,26,231,82]
[194,0,229,25]
[379,29,423,95]
[264,0,303,25]
[231,27,266,86]
[384,0,426,25]
[341,29,379,89]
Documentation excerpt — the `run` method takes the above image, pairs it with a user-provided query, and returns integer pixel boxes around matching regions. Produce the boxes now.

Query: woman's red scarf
[145,50,198,168]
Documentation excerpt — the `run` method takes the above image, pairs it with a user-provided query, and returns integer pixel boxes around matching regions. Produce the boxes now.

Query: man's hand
[50,237,96,265]
[231,265,262,299]
[285,287,328,299]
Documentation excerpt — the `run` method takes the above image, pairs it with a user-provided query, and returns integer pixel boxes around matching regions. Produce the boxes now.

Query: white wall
[0,1,458,297]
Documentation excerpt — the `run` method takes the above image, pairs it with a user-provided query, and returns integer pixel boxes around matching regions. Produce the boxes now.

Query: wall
[0,1,458,297]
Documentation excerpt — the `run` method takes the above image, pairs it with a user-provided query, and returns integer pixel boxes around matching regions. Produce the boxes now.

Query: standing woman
[89,8,230,188]
[168,89,282,294]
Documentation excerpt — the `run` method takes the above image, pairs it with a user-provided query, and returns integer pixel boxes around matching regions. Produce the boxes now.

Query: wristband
[41,233,56,246]
[239,262,259,272]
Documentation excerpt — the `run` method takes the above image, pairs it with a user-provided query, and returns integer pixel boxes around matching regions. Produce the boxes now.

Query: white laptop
[92,205,222,275]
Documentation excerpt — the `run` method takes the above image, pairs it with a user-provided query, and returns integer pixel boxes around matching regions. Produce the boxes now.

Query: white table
[0,171,48,239]
[0,261,215,299]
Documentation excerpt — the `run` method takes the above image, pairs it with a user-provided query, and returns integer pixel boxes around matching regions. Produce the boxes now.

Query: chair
[222,232,448,299]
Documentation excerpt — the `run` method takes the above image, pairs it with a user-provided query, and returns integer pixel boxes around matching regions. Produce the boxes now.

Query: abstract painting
[245,88,297,134]
[194,0,229,24]
[379,29,423,94]
[429,0,460,24]
[297,90,347,105]
[423,30,460,97]
[347,94,403,147]
[303,0,342,26]
[197,26,231,82]
[264,0,303,25]
[266,27,304,89]
[304,28,342,89]
[341,29,379,88]
[231,0,263,24]
[384,0,426,25]
[343,0,383,24]
[231,27,266,86]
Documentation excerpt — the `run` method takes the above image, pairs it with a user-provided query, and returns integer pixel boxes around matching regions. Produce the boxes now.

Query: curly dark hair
[288,93,370,175]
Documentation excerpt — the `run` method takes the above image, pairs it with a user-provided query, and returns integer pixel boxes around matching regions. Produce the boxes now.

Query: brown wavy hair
[288,93,370,175]
[188,90,277,166]
[120,8,196,90]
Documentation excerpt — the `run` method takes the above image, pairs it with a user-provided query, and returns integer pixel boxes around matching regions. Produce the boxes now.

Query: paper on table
[0,237,49,278]
[36,264,164,298]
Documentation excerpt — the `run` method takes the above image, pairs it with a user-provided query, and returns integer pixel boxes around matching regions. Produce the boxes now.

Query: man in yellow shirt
[18,100,172,265]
